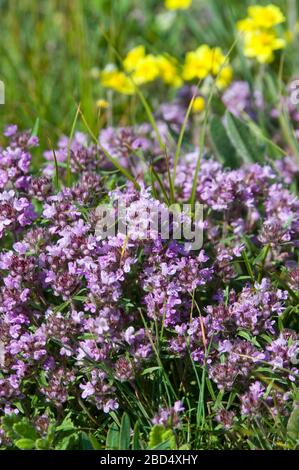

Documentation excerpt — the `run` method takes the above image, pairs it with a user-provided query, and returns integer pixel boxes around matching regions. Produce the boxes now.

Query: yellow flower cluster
[101,67,135,95]
[100,46,182,95]
[100,43,233,96]
[183,45,233,89]
[237,4,286,63]
[164,0,192,10]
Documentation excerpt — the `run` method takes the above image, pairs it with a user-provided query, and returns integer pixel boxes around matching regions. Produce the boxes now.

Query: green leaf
[209,115,239,168]
[141,366,162,376]
[179,444,190,450]
[35,438,49,450]
[106,422,120,450]
[1,414,21,440]
[150,440,172,450]
[287,407,299,441]
[15,438,36,450]
[80,432,94,450]
[13,420,38,440]
[119,413,131,450]
[133,420,140,450]
[31,117,40,137]
[148,425,176,450]
[55,433,78,450]
[225,111,262,163]
[66,104,80,187]
[56,415,76,432]
[88,433,102,450]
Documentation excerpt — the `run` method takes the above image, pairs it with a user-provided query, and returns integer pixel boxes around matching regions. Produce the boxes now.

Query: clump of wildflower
[43,131,107,178]
[0,190,36,239]
[243,31,285,63]
[215,409,236,430]
[101,46,182,94]
[183,45,233,89]
[156,55,182,88]
[0,121,298,444]
[79,371,119,413]
[238,5,285,31]
[132,54,160,85]
[237,4,286,63]
[222,80,263,117]
[152,401,184,428]
[101,67,135,95]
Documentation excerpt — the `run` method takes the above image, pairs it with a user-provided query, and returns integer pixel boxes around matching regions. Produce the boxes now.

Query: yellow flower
[183,45,212,80]
[165,0,192,10]
[192,96,205,113]
[237,18,257,33]
[247,4,285,29]
[123,45,145,72]
[131,55,160,85]
[101,68,135,95]
[96,99,109,109]
[209,47,226,75]
[156,55,182,87]
[243,30,286,63]
[183,45,230,82]
[215,65,233,89]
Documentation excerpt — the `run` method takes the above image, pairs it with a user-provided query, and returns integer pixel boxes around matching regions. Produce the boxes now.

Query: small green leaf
[141,366,162,376]
[31,117,40,137]
[209,115,238,168]
[106,422,120,450]
[35,438,49,450]
[15,438,36,450]
[150,440,171,450]
[55,433,78,450]
[13,421,38,440]
[148,425,176,450]
[225,111,262,163]
[88,433,102,450]
[287,407,299,441]
[80,432,94,450]
[56,415,76,432]
[149,425,165,447]
[133,420,140,450]
[119,413,131,450]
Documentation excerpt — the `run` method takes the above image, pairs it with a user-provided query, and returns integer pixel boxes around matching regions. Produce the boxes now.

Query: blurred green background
[0,0,298,148]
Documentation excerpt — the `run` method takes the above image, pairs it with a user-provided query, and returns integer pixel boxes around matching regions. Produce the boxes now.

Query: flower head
[165,0,192,10]
[183,45,232,88]
[247,4,285,29]
[156,55,182,87]
[237,4,286,64]
[123,45,146,72]
[132,54,160,85]
[101,68,135,95]
[192,96,205,113]
[243,30,285,63]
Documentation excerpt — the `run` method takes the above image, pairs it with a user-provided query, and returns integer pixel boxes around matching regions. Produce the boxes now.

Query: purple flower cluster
[152,401,185,428]
[0,121,298,435]
[222,81,263,118]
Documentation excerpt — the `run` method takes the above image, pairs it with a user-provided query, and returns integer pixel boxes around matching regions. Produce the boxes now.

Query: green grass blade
[66,104,81,187]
